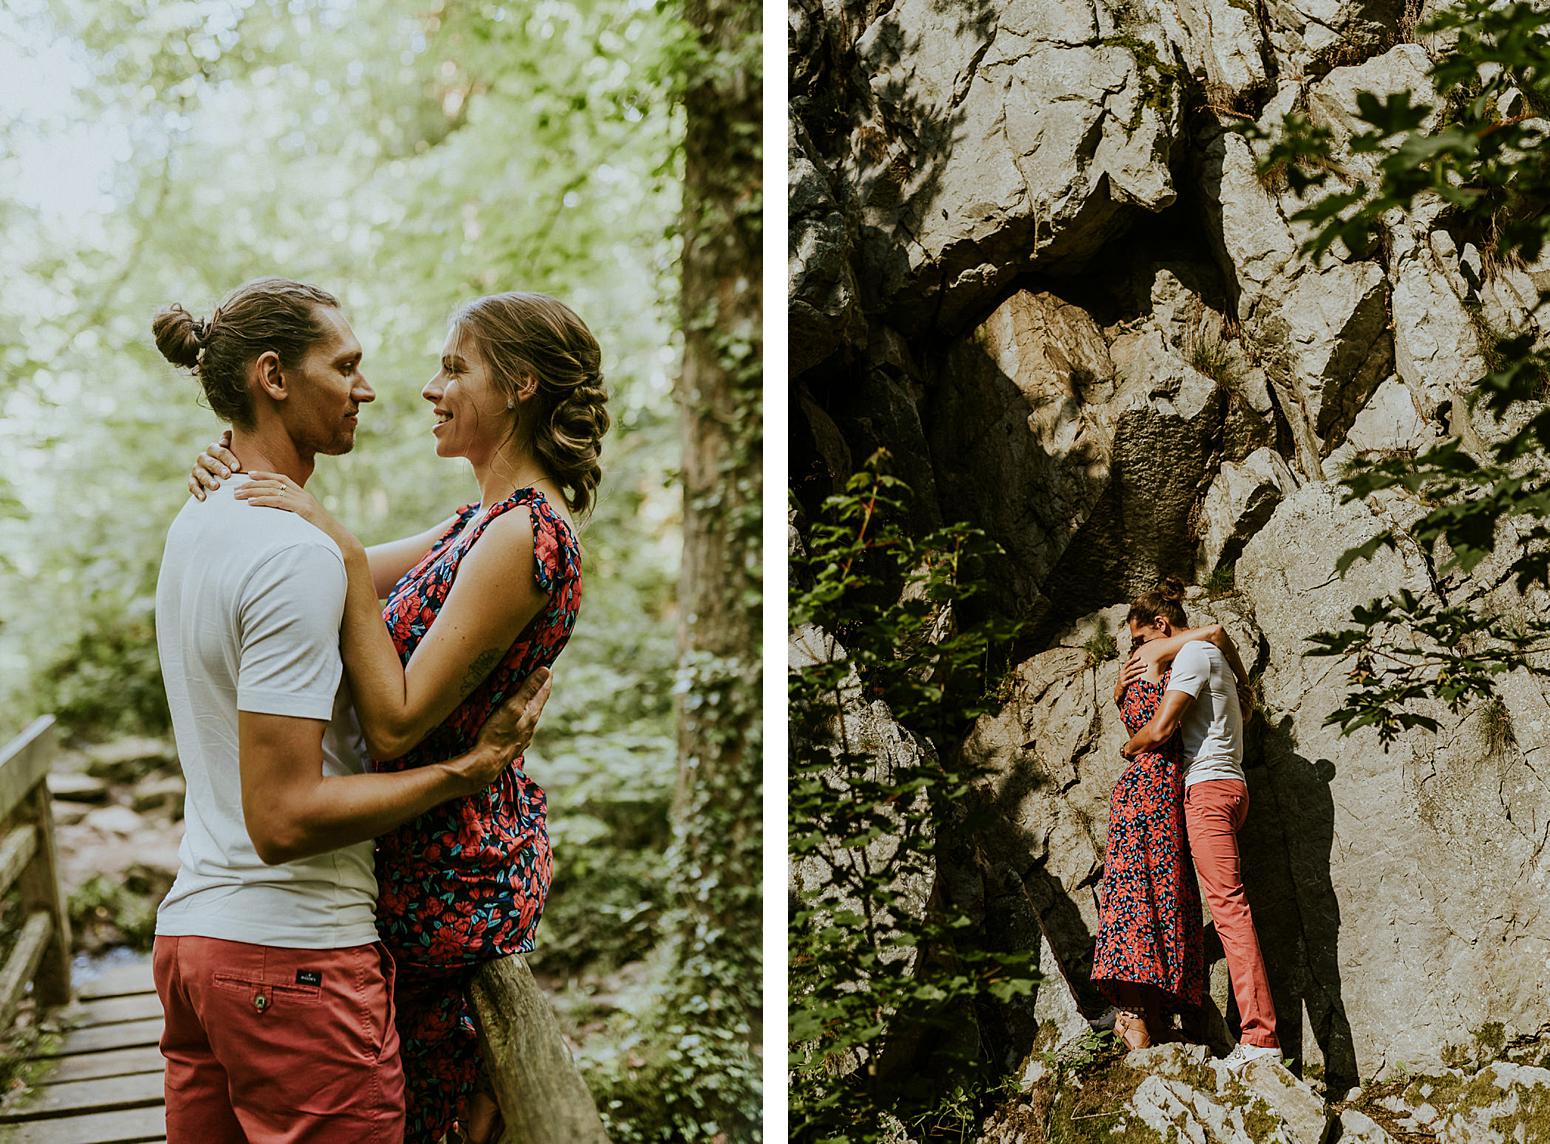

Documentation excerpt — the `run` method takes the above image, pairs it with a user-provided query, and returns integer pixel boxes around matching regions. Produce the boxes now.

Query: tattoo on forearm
[462,648,504,694]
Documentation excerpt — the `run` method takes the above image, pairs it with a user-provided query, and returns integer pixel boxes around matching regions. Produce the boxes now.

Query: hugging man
[1120,582,1280,1068]
[151,277,550,1139]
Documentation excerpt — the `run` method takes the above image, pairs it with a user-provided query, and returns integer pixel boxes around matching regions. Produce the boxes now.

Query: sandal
[1114,1008,1153,1050]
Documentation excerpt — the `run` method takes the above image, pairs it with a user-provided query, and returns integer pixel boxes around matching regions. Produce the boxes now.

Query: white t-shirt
[154,477,379,948]
[1167,640,1246,787]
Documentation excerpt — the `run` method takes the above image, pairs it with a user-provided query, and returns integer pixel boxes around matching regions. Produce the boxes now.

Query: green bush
[68,874,161,952]
[788,452,1040,1140]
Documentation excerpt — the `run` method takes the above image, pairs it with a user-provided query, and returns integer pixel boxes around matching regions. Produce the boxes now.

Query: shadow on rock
[1246,714,1358,1092]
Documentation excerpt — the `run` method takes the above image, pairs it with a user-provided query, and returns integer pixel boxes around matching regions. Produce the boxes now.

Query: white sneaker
[1222,1043,1281,1071]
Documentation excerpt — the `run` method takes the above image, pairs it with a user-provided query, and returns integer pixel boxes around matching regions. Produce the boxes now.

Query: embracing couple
[150,277,605,1142]
[1090,576,1280,1070]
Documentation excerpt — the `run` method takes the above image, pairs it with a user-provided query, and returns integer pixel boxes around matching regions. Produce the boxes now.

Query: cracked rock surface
[790,0,1550,1120]
[984,1041,1550,1142]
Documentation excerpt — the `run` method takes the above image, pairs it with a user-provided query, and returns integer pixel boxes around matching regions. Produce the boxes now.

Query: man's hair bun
[152,304,205,370]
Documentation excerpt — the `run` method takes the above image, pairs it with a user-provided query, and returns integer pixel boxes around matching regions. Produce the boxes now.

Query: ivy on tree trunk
[621,0,765,1138]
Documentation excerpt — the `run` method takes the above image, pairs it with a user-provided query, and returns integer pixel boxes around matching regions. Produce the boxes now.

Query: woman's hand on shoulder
[236,471,358,551]
[187,430,242,501]
[1115,652,1149,697]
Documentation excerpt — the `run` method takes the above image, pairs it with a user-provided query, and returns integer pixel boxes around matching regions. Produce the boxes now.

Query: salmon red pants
[1183,778,1280,1048]
[152,935,406,1142]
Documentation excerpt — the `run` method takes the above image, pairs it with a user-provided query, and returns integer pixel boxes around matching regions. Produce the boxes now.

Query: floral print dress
[372,486,582,1143]
[1090,671,1205,1012]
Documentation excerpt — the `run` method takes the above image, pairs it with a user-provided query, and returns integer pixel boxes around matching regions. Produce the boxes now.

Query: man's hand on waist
[449,667,553,795]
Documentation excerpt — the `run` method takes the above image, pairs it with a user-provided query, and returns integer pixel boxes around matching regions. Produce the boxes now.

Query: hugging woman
[1091,577,1261,1053]
[153,277,607,1143]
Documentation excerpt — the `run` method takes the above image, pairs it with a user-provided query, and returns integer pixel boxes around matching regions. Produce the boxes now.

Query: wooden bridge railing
[0,715,72,1029]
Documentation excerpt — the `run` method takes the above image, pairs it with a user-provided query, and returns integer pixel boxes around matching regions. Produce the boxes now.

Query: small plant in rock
[1185,319,1243,390]
[1084,629,1119,665]
[1465,301,1550,397]
[1202,563,1237,598]
[1044,1027,1124,1080]
[68,874,159,952]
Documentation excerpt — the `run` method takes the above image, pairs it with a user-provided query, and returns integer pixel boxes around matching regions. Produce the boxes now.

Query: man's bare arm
[239,668,551,865]
[1121,689,1195,759]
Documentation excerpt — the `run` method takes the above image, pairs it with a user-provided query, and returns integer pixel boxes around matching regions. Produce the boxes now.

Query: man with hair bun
[151,277,552,1140]
[175,284,604,1142]
[1120,575,1281,1069]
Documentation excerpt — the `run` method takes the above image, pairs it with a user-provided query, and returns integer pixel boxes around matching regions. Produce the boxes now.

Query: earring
[506,399,515,411]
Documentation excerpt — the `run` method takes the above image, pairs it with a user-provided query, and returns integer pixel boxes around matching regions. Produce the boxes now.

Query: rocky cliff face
[790,0,1550,1100]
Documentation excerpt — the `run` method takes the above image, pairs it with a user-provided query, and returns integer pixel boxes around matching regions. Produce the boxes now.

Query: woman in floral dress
[193,291,607,1143]
[1091,580,1250,1049]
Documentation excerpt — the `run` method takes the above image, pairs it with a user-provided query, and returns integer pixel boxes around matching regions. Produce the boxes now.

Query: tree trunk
[470,956,611,1144]
[666,0,763,1132]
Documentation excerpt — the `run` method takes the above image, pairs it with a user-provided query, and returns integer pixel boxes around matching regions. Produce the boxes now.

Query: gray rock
[1238,483,1550,1080]
[1338,1108,1402,1143]
[930,286,1235,623]
[1198,446,1294,573]
[790,118,862,375]
[1130,1041,1211,1074]
[849,0,1181,329]
[51,802,91,827]
[1238,1056,1332,1143]
[132,775,186,819]
[1438,1062,1550,1143]
[1119,1048,1329,1143]
[1197,113,1391,463]
[1198,123,1301,315]
[84,737,177,783]
[1324,375,1434,472]
[46,772,110,804]
[960,644,1126,968]
[81,805,147,838]
[1308,46,1440,171]
[1030,931,1094,1047]
[1262,0,1409,79]
[1158,0,1270,97]
[927,288,1124,618]
[1128,1072,1306,1143]
[1273,256,1392,453]
[1388,215,1489,432]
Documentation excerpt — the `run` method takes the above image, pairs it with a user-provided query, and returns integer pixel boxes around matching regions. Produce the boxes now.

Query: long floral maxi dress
[1090,673,1205,1012]
[372,487,582,1143]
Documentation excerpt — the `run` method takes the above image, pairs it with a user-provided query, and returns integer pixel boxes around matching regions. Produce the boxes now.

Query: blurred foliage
[0,0,734,1132]
[788,452,1040,1141]
[68,872,164,953]
[1242,0,1550,743]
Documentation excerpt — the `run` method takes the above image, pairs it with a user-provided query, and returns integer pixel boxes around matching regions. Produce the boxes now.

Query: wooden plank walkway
[0,960,166,1144]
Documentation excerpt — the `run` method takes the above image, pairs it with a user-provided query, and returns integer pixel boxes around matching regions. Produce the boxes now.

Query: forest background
[0,0,761,1139]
